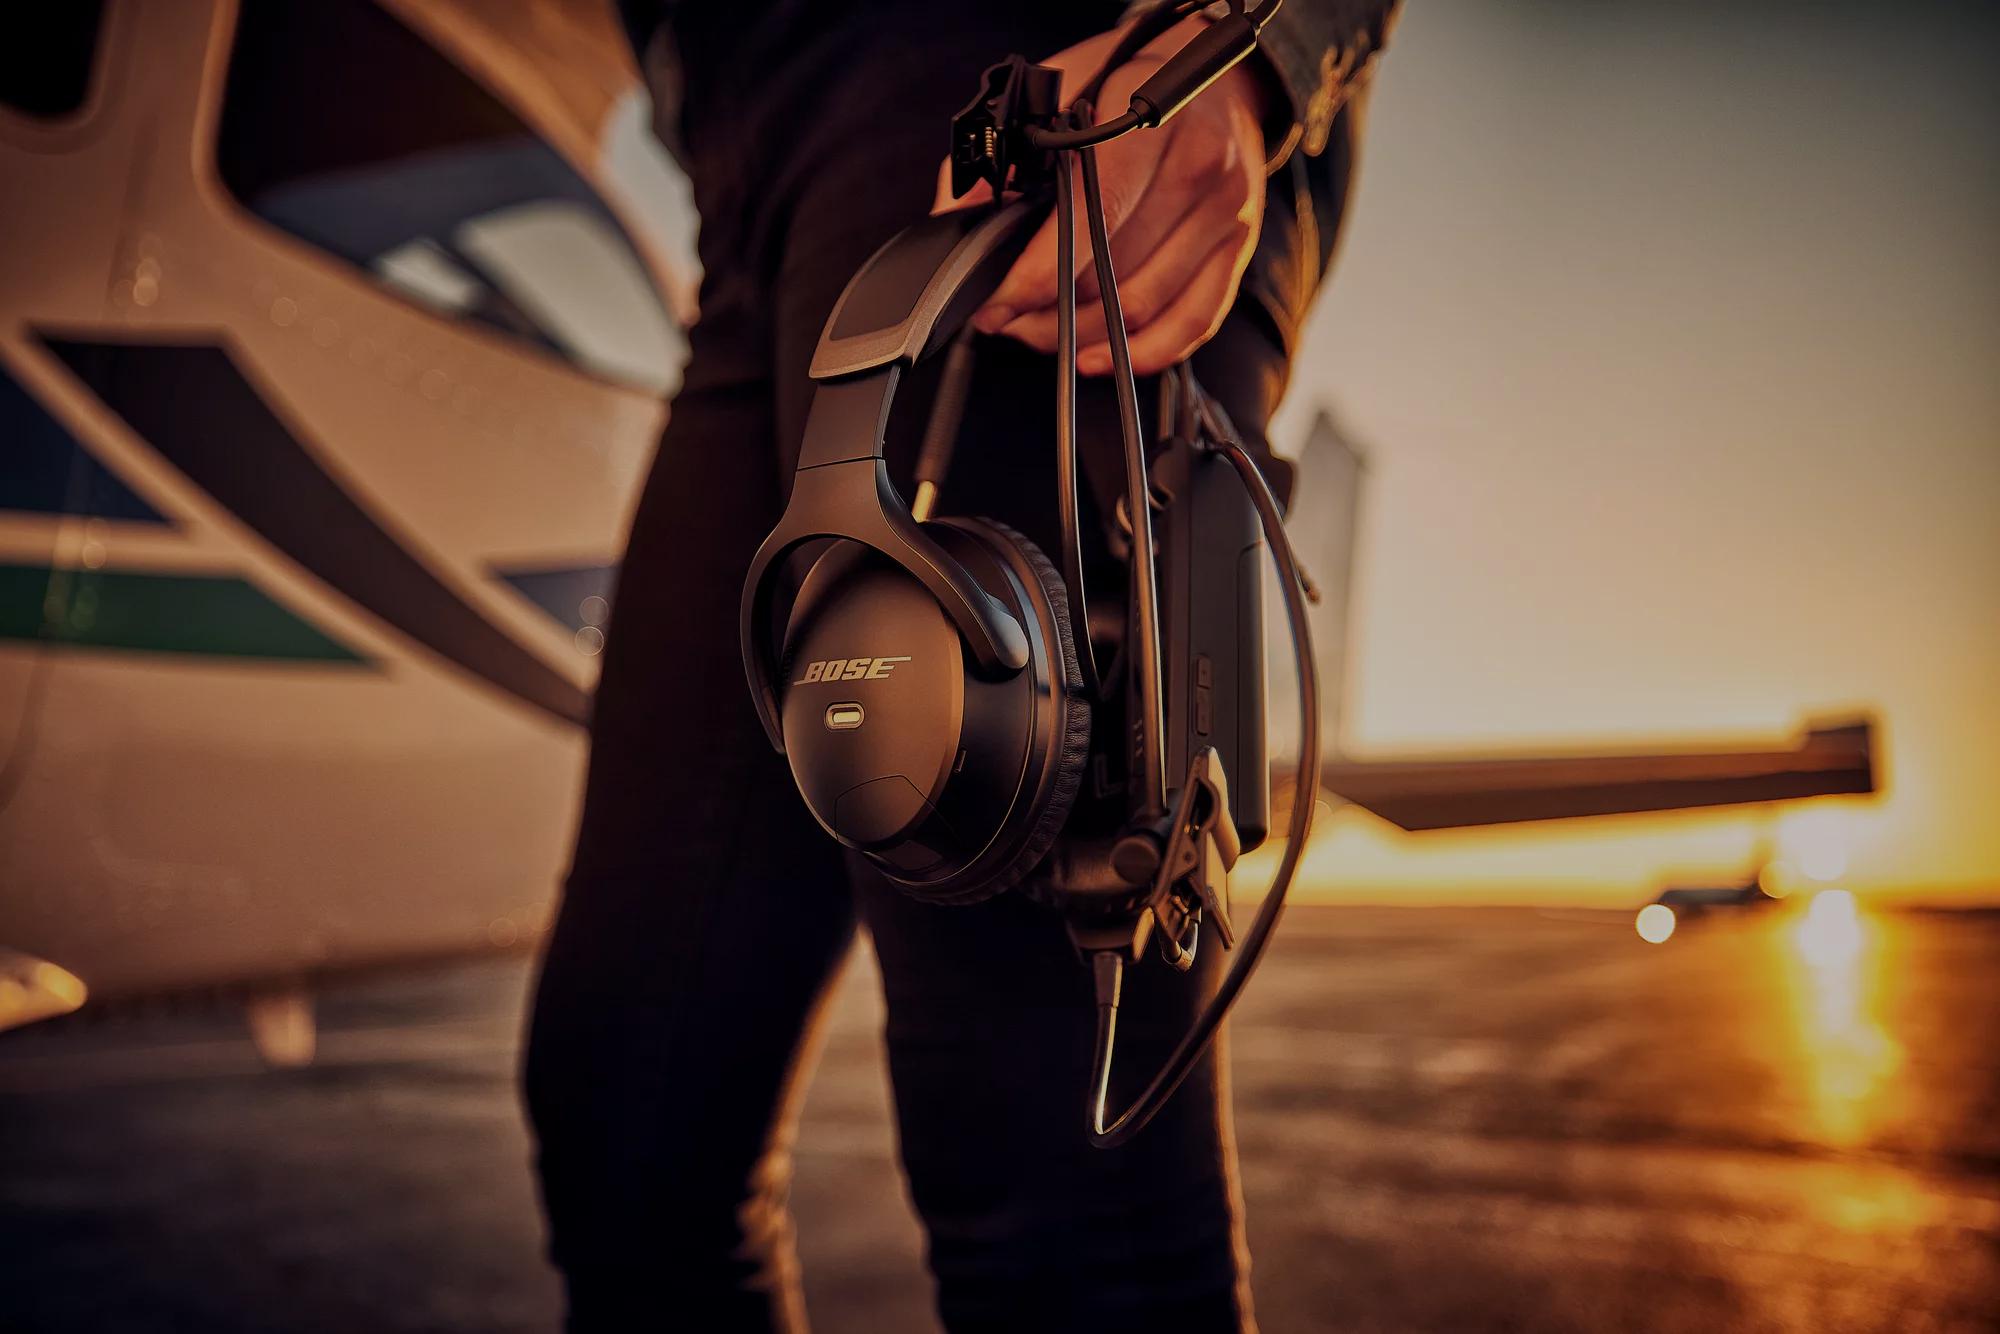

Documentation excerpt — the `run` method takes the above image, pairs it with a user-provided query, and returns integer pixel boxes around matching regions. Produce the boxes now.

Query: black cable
[1036,0,1286,153]
[1077,0,1206,107]
[1086,427,1321,1149]
[1032,0,1307,1146]
[913,327,978,522]
[1026,110,1142,153]
[1026,0,1206,153]
[1078,136,1168,818]
[1053,144,1106,699]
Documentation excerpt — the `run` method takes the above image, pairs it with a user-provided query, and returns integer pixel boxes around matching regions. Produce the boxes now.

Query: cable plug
[1126,5,1264,129]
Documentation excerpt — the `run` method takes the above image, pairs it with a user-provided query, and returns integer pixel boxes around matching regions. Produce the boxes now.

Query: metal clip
[949,58,1063,200]
[1145,746,1242,970]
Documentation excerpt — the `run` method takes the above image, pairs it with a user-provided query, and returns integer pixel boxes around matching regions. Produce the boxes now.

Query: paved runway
[3,904,1997,1332]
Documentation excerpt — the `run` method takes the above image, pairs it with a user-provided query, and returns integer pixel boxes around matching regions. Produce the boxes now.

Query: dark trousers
[525,4,1345,1329]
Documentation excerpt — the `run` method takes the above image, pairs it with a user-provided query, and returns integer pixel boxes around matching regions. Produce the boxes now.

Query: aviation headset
[738,0,1322,1144]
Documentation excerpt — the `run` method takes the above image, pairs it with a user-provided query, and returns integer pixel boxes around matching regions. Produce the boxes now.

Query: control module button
[825,702,865,731]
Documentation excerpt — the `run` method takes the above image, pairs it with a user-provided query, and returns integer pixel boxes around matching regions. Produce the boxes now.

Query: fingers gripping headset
[739,0,1320,1146]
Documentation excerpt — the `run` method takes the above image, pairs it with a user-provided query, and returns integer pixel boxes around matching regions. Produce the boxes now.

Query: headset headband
[738,198,1048,750]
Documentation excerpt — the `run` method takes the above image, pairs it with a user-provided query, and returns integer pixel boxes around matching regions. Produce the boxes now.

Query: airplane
[0,0,1874,1055]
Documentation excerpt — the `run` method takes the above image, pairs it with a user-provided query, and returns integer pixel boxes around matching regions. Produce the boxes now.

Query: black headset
[737,199,1091,905]
[738,0,1321,1145]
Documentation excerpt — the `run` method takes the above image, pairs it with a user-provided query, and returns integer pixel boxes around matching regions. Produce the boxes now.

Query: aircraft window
[455,201,676,395]
[215,0,681,396]
[0,1,103,119]
[374,240,486,315]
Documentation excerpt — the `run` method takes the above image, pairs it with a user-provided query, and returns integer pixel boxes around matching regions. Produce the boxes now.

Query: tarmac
[3,904,1997,1332]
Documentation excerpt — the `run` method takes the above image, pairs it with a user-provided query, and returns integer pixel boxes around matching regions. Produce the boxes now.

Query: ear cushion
[957,518,1093,898]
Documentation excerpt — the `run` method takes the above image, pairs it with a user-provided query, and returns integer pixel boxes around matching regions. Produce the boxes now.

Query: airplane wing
[1287,719,1874,832]
[1273,417,1878,833]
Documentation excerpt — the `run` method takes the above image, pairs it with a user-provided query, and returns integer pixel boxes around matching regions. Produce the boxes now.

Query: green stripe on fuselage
[0,564,367,663]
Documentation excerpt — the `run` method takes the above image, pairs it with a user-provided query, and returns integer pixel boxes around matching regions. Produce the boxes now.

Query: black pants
[525,5,1345,1329]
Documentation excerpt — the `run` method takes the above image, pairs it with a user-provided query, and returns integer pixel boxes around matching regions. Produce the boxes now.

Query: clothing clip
[1146,746,1242,971]
[949,56,1063,200]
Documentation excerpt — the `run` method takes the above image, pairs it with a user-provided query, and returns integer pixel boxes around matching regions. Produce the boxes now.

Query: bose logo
[793,656,911,685]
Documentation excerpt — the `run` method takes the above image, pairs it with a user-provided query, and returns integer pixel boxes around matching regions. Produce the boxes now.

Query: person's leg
[528,7,1121,1327]
[522,288,856,1332]
[832,309,1285,1334]
[857,866,1254,1333]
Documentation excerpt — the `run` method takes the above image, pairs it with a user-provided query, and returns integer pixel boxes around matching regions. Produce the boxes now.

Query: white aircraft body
[0,0,683,1025]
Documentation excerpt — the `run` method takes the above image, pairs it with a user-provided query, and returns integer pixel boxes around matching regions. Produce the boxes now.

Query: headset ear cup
[955,519,1092,897]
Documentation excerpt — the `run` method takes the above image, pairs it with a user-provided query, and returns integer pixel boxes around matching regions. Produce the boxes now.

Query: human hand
[932,17,1269,376]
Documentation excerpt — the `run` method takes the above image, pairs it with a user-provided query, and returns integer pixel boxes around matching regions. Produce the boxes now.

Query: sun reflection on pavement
[1780,890,1902,1151]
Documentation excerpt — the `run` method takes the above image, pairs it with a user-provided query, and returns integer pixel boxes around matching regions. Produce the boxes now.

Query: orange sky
[1267,0,1999,903]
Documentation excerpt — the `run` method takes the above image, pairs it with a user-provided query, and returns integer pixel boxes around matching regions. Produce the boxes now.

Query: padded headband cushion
[959,518,1092,899]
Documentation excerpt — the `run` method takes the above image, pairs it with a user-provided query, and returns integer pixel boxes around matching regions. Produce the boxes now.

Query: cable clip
[1146,746,1242,970]
[949,56,1063,200]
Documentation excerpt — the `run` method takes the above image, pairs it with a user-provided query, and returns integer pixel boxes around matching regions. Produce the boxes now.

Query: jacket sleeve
[1127,0,1399,165]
